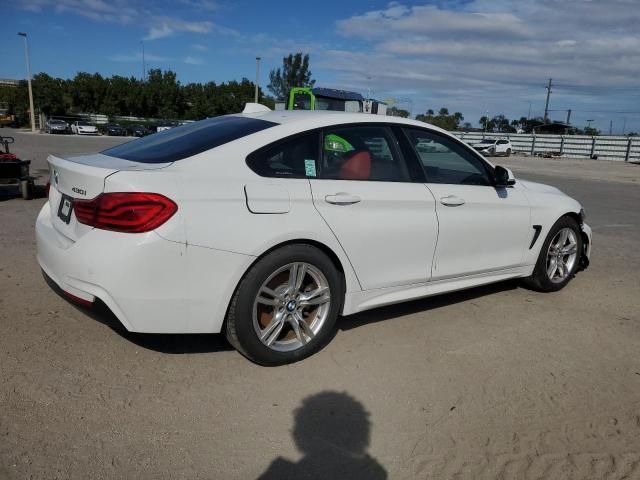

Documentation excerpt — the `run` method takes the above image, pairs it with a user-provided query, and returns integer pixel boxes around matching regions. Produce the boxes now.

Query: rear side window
[246,132,320,178]
[102,116,277,163]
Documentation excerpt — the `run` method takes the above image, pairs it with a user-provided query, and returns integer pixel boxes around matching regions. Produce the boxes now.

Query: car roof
[234,110,450,135]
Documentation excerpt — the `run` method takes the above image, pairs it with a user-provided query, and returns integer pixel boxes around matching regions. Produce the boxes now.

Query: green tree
[30,73,69,115]
[70,72,108,113]
[415,107,464,130]
[267,53,315,100]
[143,69,184,118]
[388,106,409,118]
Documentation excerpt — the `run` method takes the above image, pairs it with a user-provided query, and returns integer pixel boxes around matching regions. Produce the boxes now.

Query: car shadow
[43,270,520,355]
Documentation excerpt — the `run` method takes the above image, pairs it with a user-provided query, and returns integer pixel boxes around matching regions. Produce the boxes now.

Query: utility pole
[543,78,552,123]
[527,101,532,120]
[254,57,261,103]
[17,32,36,132]
[565,109,572,125]
[141,41,146,82]
[622,117,627,135]
[609,119,613,136]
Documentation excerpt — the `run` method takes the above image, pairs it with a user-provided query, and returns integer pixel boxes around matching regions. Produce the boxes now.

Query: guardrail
[453,132,639,162]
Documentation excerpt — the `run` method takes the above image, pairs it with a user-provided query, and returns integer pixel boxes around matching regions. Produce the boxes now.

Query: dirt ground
[1,130,640,479]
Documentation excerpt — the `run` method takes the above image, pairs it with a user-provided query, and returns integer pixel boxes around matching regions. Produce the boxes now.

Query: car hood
[518,179,564,195]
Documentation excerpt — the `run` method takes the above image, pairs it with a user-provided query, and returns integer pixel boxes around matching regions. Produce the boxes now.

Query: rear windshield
[102,116,278,163]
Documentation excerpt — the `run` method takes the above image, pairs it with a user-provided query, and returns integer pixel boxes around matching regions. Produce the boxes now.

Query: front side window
[403,128,492,186]
[246,132,320,178]
[319,125,410,182]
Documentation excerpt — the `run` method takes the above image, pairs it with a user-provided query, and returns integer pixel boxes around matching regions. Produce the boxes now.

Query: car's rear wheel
[225,245,343,365]
[506,148,512,157]
[523,216,582,292]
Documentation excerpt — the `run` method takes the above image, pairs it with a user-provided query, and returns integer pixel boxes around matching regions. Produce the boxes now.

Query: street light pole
[254,57,261,103]
[141,41,146,82]
[18,32,36,132]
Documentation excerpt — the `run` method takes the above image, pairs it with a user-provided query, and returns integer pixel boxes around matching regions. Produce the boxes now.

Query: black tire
[523,216,583,292]
[506,148,511,157]
[225,244,343,366]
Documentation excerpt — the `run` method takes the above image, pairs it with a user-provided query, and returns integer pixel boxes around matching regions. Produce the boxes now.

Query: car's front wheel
[523,216,583,292]
[506,148,511,157]
[225,245,343,365]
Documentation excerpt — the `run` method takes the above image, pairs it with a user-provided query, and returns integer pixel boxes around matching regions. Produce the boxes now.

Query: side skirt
[342,266,531,316]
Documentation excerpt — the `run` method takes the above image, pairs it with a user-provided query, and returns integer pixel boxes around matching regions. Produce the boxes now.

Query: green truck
[280,87,387,115]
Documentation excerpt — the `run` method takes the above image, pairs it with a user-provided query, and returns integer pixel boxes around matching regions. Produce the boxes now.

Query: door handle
[325,193,361,205]
[440,195,465,206]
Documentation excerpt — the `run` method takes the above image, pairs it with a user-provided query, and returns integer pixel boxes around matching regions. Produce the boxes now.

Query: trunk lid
[48,153,170,241]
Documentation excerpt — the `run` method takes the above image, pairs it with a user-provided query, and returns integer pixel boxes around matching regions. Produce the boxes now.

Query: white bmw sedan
[36,107,592,365]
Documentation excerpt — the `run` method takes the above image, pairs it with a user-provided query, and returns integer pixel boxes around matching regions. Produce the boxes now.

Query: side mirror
[494,165,516,187]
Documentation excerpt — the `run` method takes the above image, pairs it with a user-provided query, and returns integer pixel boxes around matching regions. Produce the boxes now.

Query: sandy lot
[1,130,640,479]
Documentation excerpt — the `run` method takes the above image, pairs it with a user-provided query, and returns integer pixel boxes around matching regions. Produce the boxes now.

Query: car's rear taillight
[74,192,177,233]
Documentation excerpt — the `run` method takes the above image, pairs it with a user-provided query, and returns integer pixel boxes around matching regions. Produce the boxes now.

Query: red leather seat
[339,151,371,180]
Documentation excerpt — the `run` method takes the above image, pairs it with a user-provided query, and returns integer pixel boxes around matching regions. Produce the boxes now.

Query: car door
[402,128,531,281]
[496,139,509,154]
[309,124,438,290]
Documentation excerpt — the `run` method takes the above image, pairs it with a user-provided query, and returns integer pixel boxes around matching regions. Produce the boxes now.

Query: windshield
[292,93,312,110]
[102,115,277,163]
[78,121,92,126]
[50,120,66,124]
[479,139,495,144]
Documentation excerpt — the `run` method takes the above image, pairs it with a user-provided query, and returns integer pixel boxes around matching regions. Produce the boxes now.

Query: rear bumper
[36,201,253,333]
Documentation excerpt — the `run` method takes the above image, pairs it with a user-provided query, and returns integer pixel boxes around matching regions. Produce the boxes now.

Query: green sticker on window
[304,159,317,177]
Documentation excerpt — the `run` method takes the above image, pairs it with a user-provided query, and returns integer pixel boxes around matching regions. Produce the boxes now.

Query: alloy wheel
[252,262,331,352]
[546,227,578,283]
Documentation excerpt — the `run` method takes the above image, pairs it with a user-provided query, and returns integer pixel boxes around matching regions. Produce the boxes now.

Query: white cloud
[180,0,218,11]
[184,56,204,65]
[327,0,640,127]
[192,43,208,51]
[17,0,216,41]
[144,17,213,41]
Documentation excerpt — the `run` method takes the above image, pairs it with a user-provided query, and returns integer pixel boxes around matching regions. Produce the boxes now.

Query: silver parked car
[44,119,69,134]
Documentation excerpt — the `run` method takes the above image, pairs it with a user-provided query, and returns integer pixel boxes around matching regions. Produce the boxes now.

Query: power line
[548,109,640,114]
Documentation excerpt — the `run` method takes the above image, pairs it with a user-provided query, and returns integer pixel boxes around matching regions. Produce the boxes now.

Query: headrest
[339,151,371,180]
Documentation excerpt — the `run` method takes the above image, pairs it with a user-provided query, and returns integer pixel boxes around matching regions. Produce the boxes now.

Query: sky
[4,0,640,132]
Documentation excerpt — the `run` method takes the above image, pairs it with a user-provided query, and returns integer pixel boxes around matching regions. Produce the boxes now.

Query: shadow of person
[258,391,387,480]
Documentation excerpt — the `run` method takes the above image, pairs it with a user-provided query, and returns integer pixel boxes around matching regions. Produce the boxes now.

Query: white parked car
[473,138,512,156]
[70,121,98,135]
[36,107,592,365]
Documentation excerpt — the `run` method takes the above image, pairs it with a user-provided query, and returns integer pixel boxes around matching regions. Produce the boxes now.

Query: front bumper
[579,222,592,270]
